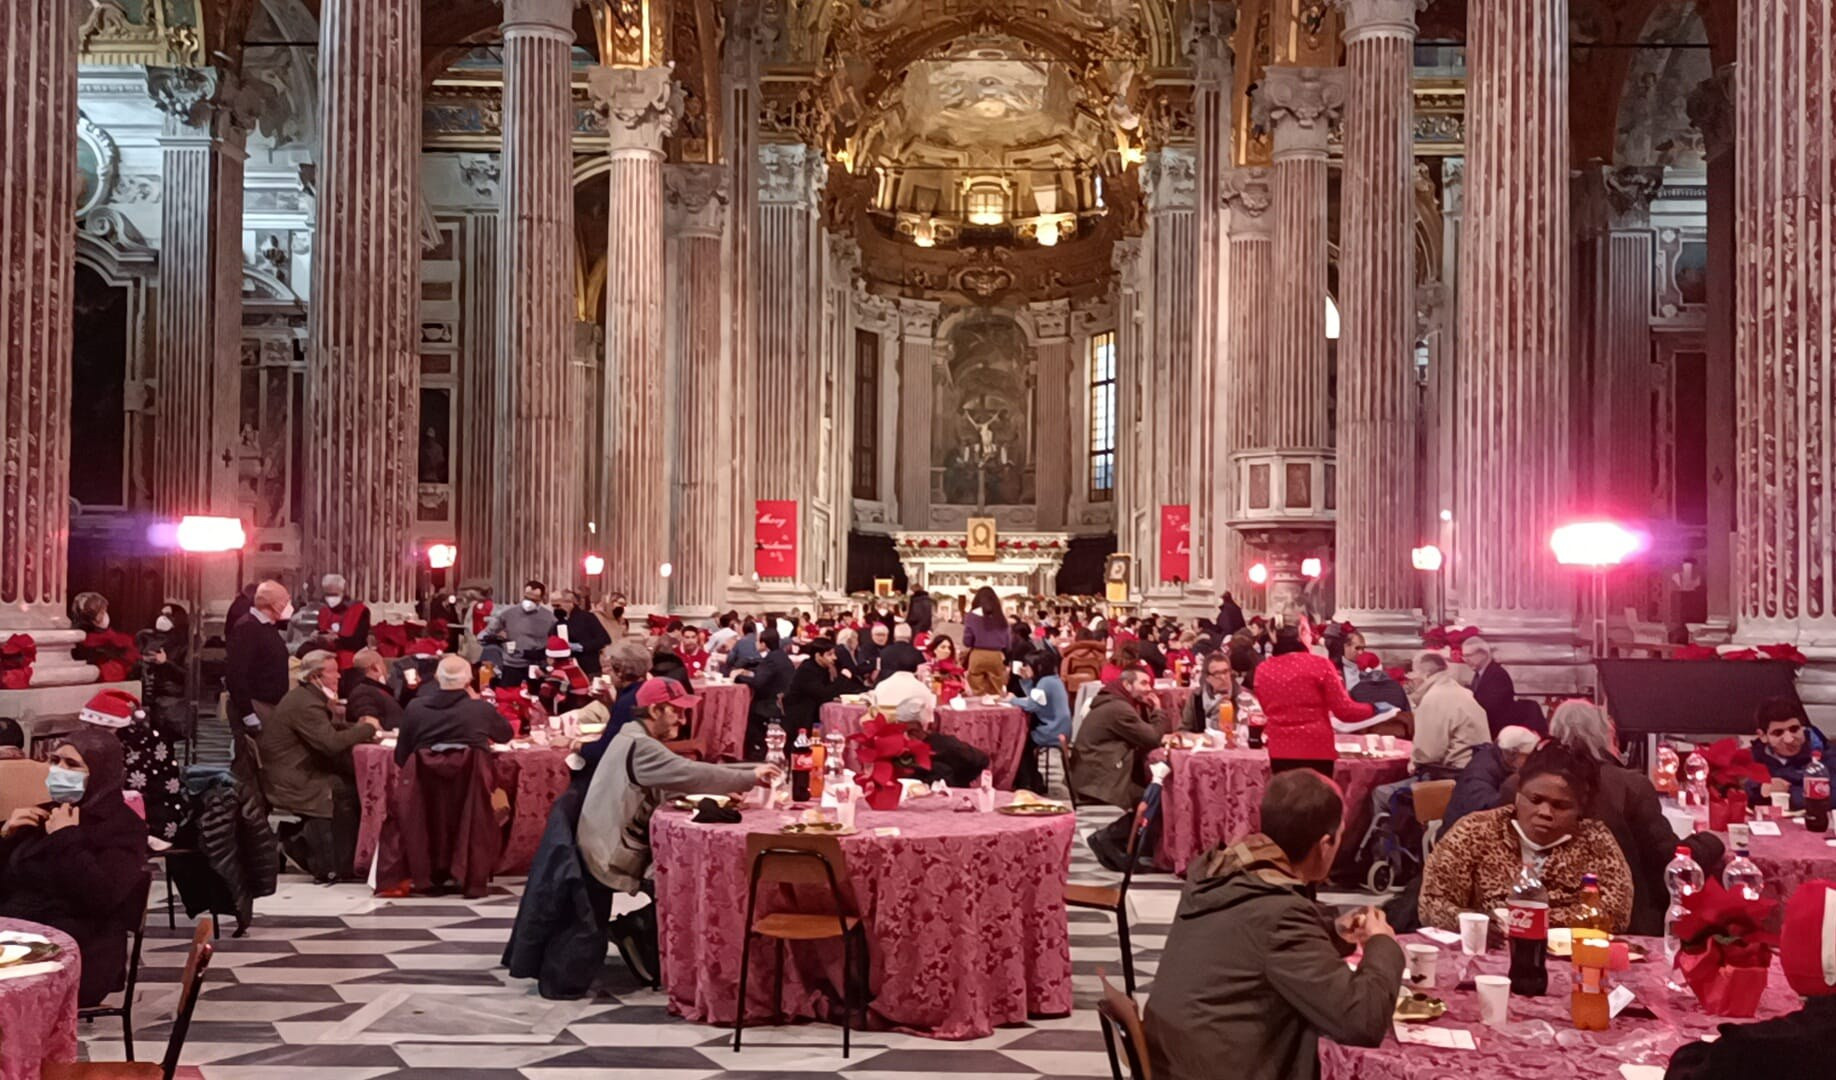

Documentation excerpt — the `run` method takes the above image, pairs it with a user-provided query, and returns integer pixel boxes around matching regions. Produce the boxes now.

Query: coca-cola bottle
[1507,852,1550,996]
[1804,750,1831,834]
[790,727,814,802]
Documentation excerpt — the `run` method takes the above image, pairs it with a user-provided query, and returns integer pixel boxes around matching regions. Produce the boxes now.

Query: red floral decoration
[1672,878,1780,1016]
[0,633,36,690]
[1675,644,1721,661]
[373,622,410,658]
[848,708,934,811]
[1698,737,1772,794]
[1385,665,1409,683]
[1422,626,1450,648]
[80,628,140,683]
[1757,643,1809,666]
[1721,648,1760,661]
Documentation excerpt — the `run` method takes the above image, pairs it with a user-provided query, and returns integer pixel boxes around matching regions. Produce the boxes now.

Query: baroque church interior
[1,0,1834,1076]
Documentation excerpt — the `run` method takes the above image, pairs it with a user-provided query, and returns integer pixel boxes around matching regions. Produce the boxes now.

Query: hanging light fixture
[1035,219,1061,247]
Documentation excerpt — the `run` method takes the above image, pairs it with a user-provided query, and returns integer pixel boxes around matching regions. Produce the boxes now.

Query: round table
[651,795,1074,1040]
[352,743,571,876]
[1321,934,1801,1079]
[1155,744,1413,875]
[819,701,1031,789]
[1736,824,1836,904]
[690,683,751,762]
[0,919,80,1080]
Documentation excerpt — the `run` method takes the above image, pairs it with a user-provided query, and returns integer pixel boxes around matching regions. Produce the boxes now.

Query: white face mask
[1511,817,1573,855]
[324,594,343,608]
[154,615,173,633]
[521,598,538,612]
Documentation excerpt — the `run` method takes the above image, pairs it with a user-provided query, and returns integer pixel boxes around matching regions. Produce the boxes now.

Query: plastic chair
[1067,791,1159,996]
[1413,779,1457,855]
[731,832,866,1058]
[47,915,215,1080]
[1096,974,1152,1080]
[80,872,155,1059]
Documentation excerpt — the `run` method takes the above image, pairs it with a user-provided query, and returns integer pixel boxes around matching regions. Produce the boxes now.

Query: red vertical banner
[754,500,798,578]
[1160,505,1191,583]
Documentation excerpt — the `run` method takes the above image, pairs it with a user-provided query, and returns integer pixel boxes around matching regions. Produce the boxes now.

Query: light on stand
[1248,562,1269,585]
[1410,545,1444,572]
[1552,520,1645,697]
[426,543,457,570]
[174,516,247,554]
[1301,557,1323,579]
[583,553,605,577]
[1412,544,1446,625]
[659,562,673,579]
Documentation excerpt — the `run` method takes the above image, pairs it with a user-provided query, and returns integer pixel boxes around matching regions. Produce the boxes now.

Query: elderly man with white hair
[315,572,371,671]
[1357,651,1494,852]
[394,654,513,764]
[1461,636,1516,736]
[260,649,380,881]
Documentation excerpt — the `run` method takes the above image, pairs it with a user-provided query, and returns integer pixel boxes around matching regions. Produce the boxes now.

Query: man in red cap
[1664,879,1836,1078]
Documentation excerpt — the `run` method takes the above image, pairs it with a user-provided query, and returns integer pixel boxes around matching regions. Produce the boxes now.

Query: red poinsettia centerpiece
[1671,877,1779,1016]
[0,633,36,690]
[1697,737,1771,830]
[848,708,933,811]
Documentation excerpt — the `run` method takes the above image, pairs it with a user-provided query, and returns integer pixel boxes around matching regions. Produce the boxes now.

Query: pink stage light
[1301,557,1323,579]
[426,542,458,570]
[583,553,606,576]
[174,516,247,554]
[1248,562,1270,585]
[1411,545,1444,572]
[1550,521,1644,568]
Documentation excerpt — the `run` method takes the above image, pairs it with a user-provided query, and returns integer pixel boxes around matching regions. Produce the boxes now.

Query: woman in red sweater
[1252,625,1378,775]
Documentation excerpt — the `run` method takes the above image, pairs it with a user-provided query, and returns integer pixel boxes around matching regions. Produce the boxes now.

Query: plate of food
[670,793,739,811]
[781,821,856,835]
[997,791,1072,816]
[1393,992,1448,1023]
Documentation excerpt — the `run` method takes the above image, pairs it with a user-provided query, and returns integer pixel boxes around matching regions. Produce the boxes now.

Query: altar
[892,530,1070,598]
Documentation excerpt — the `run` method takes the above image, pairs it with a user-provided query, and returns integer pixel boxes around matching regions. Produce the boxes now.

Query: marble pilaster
[145,67,254,543]
[1456,0,1581,685]
[1191,4,1234,600]
[1734,0,1836,714]
[455,211,500,587]
[1333,0,1424,642]
[1572,165,1660,513]
[1140,148,1200,596]
[665,164,729,612]
[495,0,580,595]
[1219,168,1273,594]
[590,64,678,608]
[896,299,941,528]
[306,0,423,608]
[1028,299,1073,532]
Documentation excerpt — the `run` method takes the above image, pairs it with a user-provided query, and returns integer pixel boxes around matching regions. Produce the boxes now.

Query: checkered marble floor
[78,802,1204,1080]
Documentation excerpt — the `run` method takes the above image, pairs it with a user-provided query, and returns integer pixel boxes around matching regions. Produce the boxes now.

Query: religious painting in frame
[1105,553,1131,604]
[966,517,997,560]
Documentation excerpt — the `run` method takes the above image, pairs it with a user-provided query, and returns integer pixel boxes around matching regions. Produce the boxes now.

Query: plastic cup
[1770,791,1791,816]
[1458,911,1490,955]
[1405,943,1439,987]
[1475,974,1511,1026]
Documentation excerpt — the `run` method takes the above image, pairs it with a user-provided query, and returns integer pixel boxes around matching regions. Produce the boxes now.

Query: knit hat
[545,635,572,659]
[1781,879,1836,997]
[79,688,140,729]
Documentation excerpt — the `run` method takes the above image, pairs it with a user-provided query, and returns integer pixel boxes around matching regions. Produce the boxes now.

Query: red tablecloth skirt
[652,798,1074,1039]
[689,683,751,762]
[1155,744,1412,875]
[0,919,79,1080]
[1321,934,1801,1079]
[819,701,1030,788]
[352,743,571,876]
[1740,825,1836,905]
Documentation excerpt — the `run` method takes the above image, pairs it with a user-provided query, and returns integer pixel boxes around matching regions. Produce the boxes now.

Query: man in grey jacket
[1144,770,1404,1080]
[578,678,777,894]
[481,580,557,680]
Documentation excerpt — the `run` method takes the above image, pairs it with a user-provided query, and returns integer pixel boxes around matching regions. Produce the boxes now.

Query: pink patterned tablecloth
[1738,825,1836,903]
[0,919,79,1080]
[690,683,751,762]
[352,743,571,876]
[1155,744,1412,875]
[1321,934,1801,1079]
[819,701,1030,788]
[651,796,1074,1039]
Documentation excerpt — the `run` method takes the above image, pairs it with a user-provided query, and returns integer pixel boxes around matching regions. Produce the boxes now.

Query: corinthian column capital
[757,142,828,208]
[502,0,576,40]
[665,163,729,236]
[1254,65,1346,160]
[1332,0,1426,42]
[1143,147,1198,213]
[589,64,681,155]
[145,66,260,141]
[1220,166,1274,238]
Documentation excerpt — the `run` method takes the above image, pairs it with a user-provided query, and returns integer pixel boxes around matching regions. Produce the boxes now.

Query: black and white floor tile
[79,801,1200,1080]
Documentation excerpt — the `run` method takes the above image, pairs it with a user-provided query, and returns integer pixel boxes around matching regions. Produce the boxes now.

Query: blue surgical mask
[46,766,86,805]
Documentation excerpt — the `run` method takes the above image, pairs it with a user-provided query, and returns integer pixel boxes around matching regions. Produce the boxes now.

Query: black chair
[80,872,155,1059]
[732,833,867,1058]
[48,915,215,1080]
[1035,736,1077,807]
[1096,974,1152,1080]
[1056,734,1080,809]
[1066,789,1159,996]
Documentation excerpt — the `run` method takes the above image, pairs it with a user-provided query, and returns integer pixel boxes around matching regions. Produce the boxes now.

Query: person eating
[1010,648,1072,794]
[0,728,149,1007]
[926,634,968,704]
[1419,742,1634,933]
[1746,697,1831,811]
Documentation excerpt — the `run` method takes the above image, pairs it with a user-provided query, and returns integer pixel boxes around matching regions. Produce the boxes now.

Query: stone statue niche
[932,310,1036,508]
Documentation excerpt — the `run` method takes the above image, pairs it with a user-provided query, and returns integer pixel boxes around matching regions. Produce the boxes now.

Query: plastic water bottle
[765,721,789,806]
[1722,842,1764,901]
[1663,845,1705,975]
[1682,744,1710,806]
[1804,750,1831,834]
[1654,743,1681,796]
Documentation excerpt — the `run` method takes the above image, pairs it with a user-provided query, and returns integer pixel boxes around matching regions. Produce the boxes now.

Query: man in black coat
[1462,637,1516,736]
[736,627,794,759]
[1216,592,1248,636]
[394,657,513,764]
[346,648,406,731]
[781,638,861,737]
[554,590,611,676]
[907,587,935,634]
[225,580,292,735]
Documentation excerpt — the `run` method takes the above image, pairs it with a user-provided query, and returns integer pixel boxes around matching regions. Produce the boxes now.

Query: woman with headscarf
[0,727,150,1006]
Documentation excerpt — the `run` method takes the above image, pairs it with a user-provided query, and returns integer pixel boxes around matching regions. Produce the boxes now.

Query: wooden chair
[80,872,155,1059]
[1042,735,1078,808]
[48,916,215,1080]
[1411,779,1458,856]
[1096,974,1152,1080]
[1066,793,1158,996]
[732,832,866,1058]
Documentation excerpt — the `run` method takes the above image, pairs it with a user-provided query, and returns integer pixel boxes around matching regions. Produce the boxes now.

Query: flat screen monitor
[1596,658,1804,737]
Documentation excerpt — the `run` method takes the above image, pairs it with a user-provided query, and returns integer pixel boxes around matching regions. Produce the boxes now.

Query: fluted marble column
[1029,300,1073,531]
[1735,0,1836,713]
[456,211,500,586]
[723,16,765,596]
[1456,0,1578,679]
[306,0,422,608]
[1191,3,1234,599]
[495,0,579,595]
[1140,149,1199,595]
[1219,168,1273,593]
[146,67,252,541]
[591,65,677,609]
[0,0,81,677]
[896,300,940,527]
[1334,0,1423,641]
[665,164,729,612]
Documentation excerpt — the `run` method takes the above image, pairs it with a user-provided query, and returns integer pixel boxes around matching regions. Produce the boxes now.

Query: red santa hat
[646,613,672,633]
[545,635,572,659]
[1781,879,1836,997]
[79,688,140,729]
[408,638,444,659]
[1355,651,1382,672]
